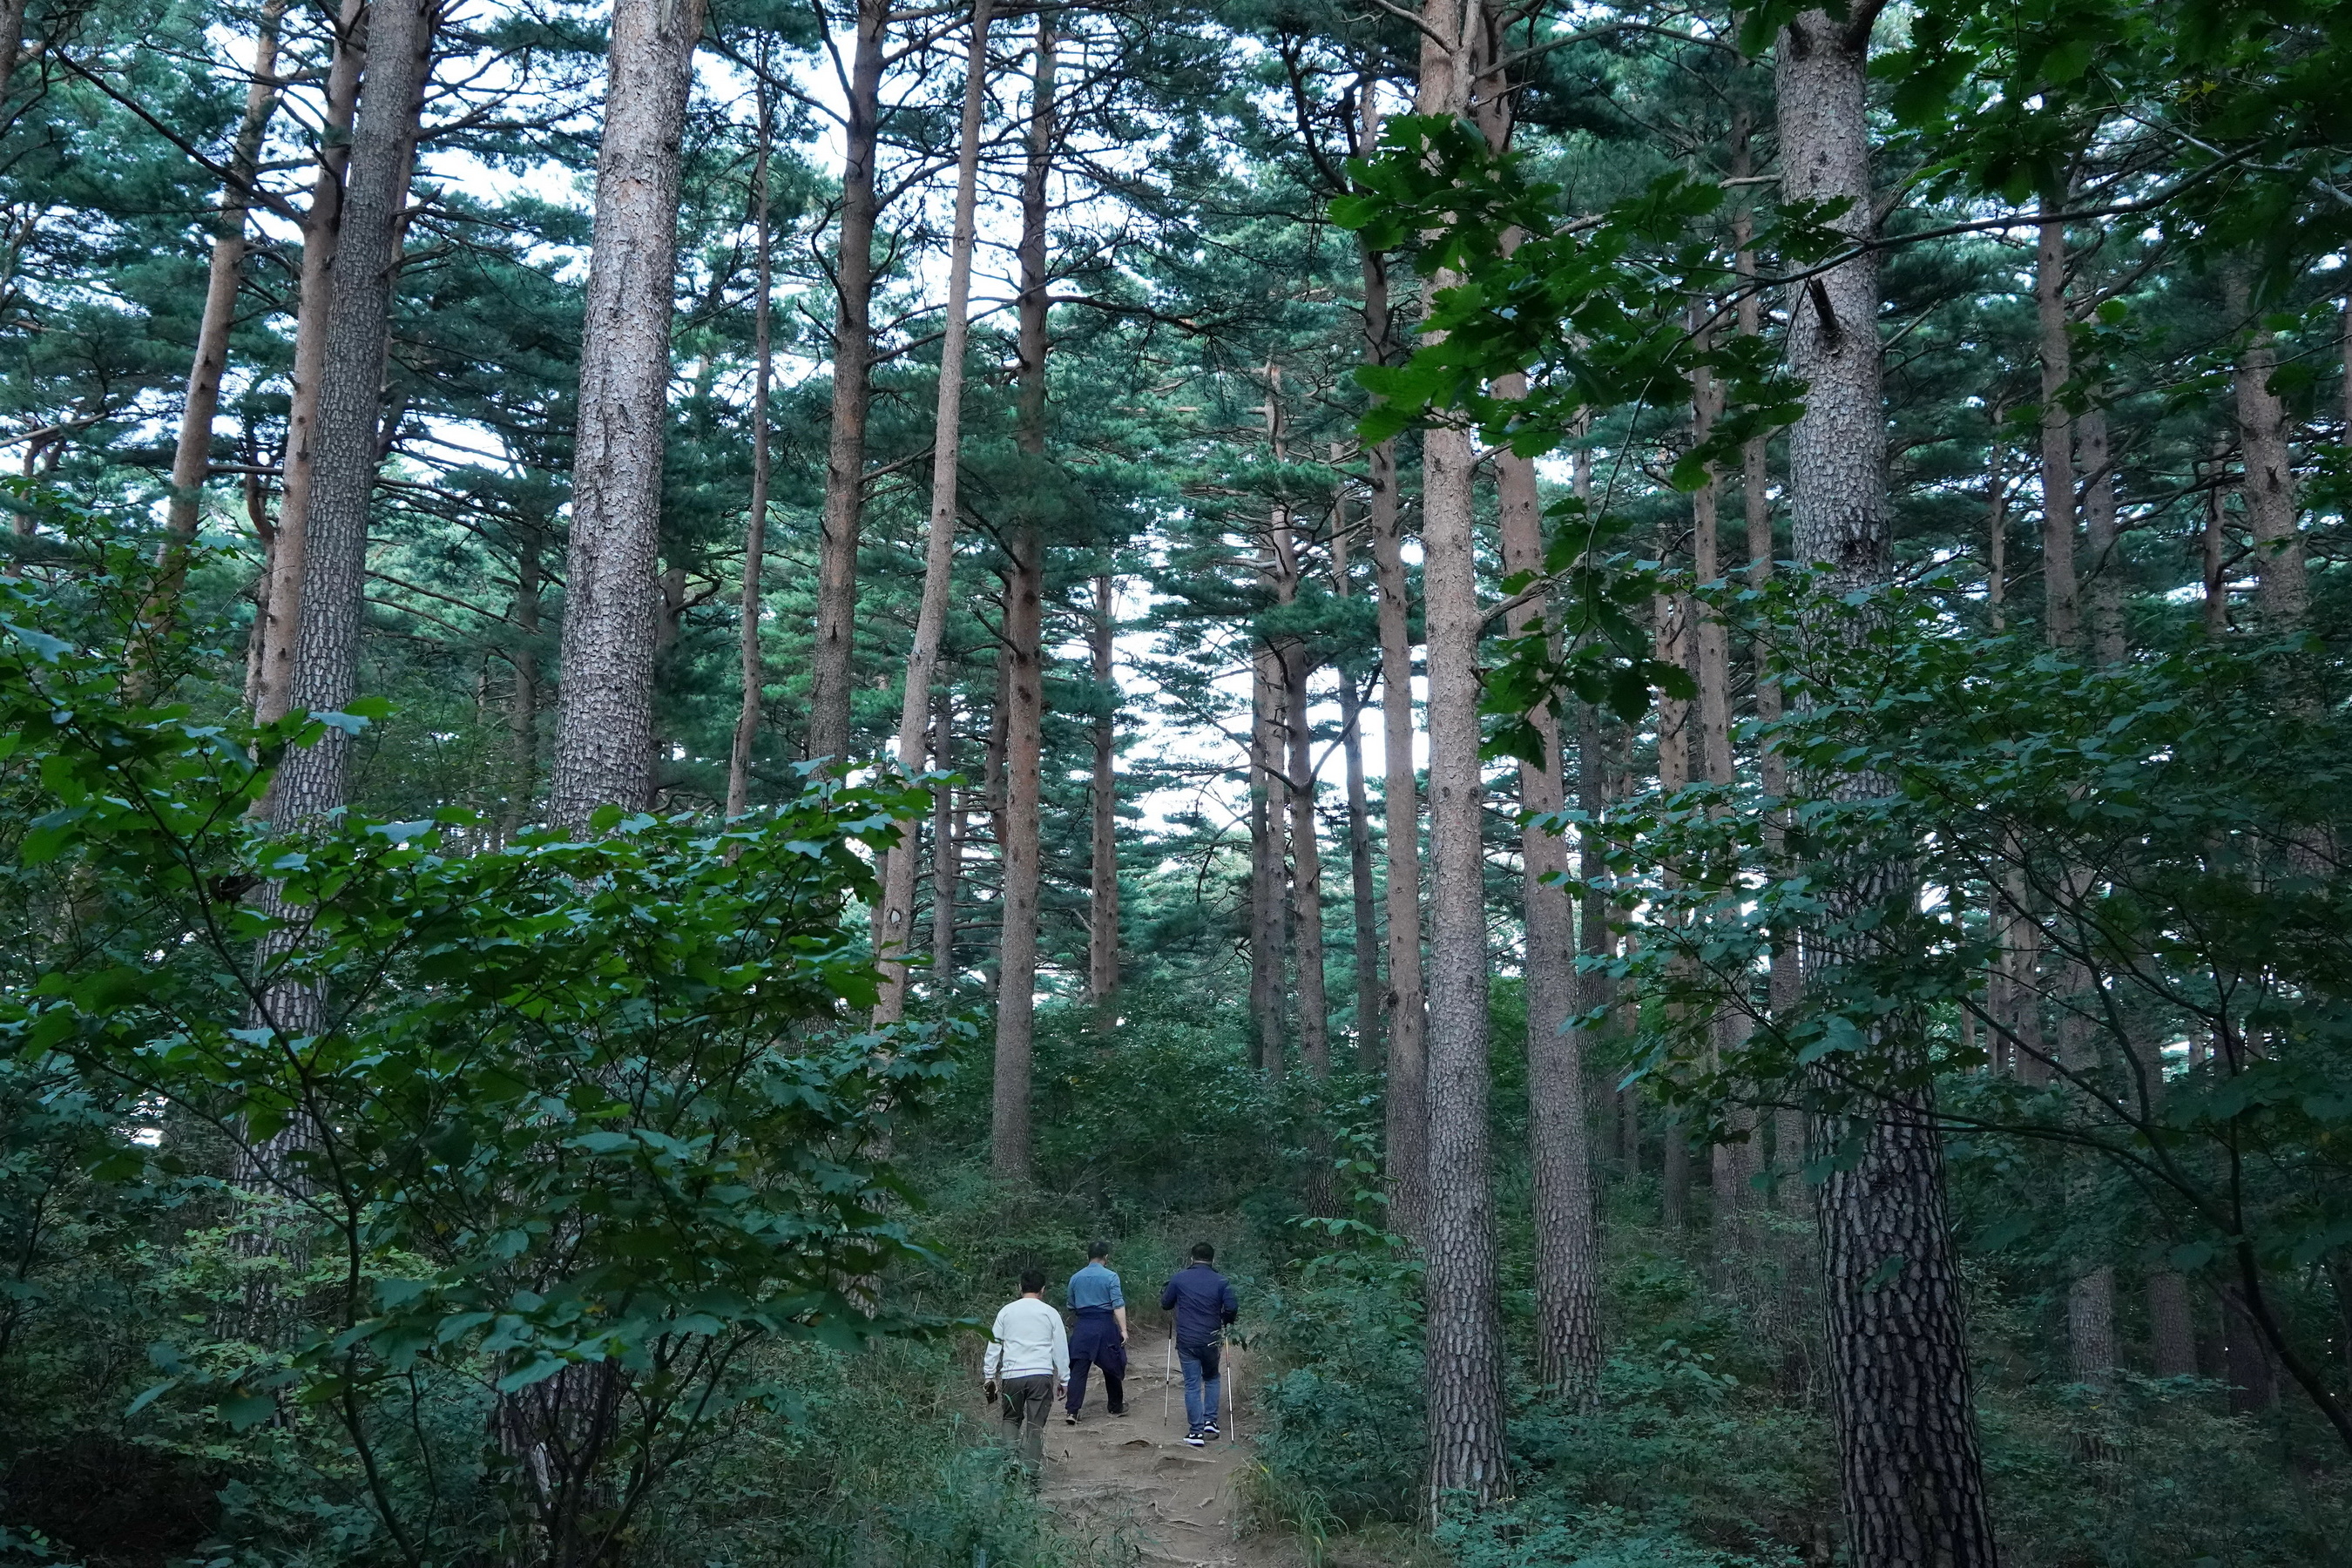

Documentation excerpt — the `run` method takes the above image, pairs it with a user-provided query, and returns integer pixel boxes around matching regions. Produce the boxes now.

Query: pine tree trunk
[727,63,776,822]
[2148,1269,2197,1377]
[2227,268,2308,628]
[2202,440,2231,636]
[0,0,27,108]
[1780,13,1998,1565]
[989,11,1053,1180]
[1330,480,1382,1071]
[1654,578,1692,1233]
[1498,378,1600,1402]
[253,0,365,726]
[2036,204,2079,652]
[504,521,543,836]
[1250,644,1290,1079]
[547,0,707,824]
[805,0,890,767]
[2079,409,2123,665]
[875,0,991,1018]
[144,0,286,667]
[932,684,959,977]
[1272,503,1330,1073]
[1986,416,2009,632]
[1089,571,1119,1006]
[1359,246,1426,1235]
[268,0,436,824]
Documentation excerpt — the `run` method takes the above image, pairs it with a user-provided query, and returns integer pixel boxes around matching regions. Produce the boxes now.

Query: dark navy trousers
[1066,1308,1127,1415]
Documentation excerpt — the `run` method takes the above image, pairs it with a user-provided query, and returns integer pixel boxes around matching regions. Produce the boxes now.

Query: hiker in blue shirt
[1160,1240,1239,1446]
[1064,1239,1129,1423]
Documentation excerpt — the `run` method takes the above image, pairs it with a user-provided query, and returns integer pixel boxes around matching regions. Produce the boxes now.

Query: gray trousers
[998,1373,1055,1473]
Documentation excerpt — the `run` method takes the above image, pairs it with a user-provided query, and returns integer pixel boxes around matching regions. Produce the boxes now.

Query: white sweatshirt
[983,1295,1070,1382]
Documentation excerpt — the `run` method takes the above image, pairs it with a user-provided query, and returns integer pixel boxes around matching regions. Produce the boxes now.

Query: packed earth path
[1040,1333,1298,1568]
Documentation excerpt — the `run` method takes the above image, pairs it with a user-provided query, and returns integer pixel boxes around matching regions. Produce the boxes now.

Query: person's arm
[1109,1272,1128,1342]
[1220,1279,1239,1326]
[1113,1304,1129,1342]
[1160,1278,1179,1313]
[1051,1307,1071,1389]
[983,1309,1004,1388]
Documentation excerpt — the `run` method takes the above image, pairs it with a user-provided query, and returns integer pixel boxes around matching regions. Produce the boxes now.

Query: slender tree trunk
[1498,374,1600,1403]
[989,11,1053,1180]
[1741,196,1805,1212]
[2202,442,2231,637]
[1691,313,1756,1249]
[1655,579,1692,1233]
[2227,269,2308,627]
[2079,409,2123,664]
[268,0,436,823]
[1986,415,2008,632]
[1089,571,1119,1006]
[253,0,365,725]
[931,684,959,977]
[143,0,286,668]
[548,0,708,824]
[504,521,543,836]
[875,0,991,1017]
[0,0,27,109]
[1250,643,1289,1079]
[2037,202,2079,652]
[1416,0,1505,1504]
[1357,213,1427,1235]
[805,0,891,767]
[1781,13,1997,1565]
[1267,381,1328,1075]
[727,63,777,821]
[1330,471,1382,1071]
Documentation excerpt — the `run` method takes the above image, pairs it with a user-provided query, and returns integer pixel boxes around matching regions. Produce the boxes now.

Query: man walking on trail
[983,1267,1067,1477]
[1161,1240,1239,1448]
[1064,1239,1128,1423]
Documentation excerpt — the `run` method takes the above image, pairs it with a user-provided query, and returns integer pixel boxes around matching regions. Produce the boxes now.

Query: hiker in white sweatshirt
[983,1267,1069,1476]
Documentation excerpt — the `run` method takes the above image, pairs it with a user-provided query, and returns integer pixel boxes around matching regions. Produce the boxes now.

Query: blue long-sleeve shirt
[1160,1262,1238,1347]
[1067,1260,1124,1314]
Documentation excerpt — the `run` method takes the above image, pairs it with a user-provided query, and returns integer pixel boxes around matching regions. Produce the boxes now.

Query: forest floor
[1038,1339,1301,1568]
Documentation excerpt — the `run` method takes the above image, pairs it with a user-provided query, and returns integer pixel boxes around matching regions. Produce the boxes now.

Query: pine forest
[4,0,2352,1565]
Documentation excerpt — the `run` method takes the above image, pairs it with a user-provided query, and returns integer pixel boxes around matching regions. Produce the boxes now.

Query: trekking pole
[1161,1328,1173,1429]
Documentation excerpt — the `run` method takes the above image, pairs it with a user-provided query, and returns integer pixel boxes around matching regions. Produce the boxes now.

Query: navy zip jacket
[1160,1262,1239,1348]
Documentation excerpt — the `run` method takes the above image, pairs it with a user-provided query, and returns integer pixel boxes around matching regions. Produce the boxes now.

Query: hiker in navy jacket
[1160,1241,1239,1446]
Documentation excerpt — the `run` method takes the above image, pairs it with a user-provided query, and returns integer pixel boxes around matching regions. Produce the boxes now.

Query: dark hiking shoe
[1064,1413,1078,1425]
[1183,1430,1206,1448]
[1201,1423,1220,1439]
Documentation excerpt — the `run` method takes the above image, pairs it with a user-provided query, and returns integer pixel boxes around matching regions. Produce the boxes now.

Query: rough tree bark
[1329,466,1382,1071]
[1416,0,1506,1502]
[2079,409,2123,665]
[726,59,777,821]
[1497,372,1601,1402]
[503,520,544,837]
[932,684,960,976]
[1654,574,1693,1232]
[144,0,287,669]
[2037,199,2079,652]
[1089,571,1119,1006]
[268,0,436,824]
[804,0,892,767]
[547,0,708,824]
[874,0,991,1019]
[989,11,1054,1180]
[1250,641,1290,1079]
[1780,11,1999,1565]
[2227,269,2308,628]
[1354,105,1428,1235]
[253,0,365,726]
[1269,374,1329,1077]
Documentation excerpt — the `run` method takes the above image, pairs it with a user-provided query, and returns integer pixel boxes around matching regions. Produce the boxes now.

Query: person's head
[1190,1240,1215,1263]
[1019,1267,1046,1296]
[1087,1239,1112,1261]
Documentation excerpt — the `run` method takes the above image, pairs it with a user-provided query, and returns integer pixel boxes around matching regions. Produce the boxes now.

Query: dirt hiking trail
[1039,1337,1296,1568]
